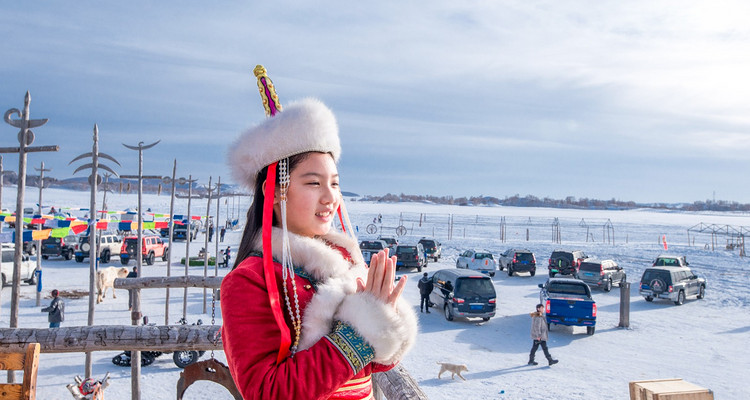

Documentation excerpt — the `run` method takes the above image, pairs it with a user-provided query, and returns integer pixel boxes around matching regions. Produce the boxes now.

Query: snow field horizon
[1,187,747,399]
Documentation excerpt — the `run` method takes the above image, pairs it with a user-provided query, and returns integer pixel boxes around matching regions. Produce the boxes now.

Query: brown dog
[437,361,468,381]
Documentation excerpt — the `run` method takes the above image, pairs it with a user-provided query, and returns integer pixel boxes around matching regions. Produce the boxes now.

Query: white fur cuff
[335,292,418,365]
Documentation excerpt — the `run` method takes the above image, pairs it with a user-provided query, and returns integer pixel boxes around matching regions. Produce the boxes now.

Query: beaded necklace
[278,158,303,355]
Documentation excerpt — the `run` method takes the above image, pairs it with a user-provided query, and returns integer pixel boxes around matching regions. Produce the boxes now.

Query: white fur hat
[229,98,341,189]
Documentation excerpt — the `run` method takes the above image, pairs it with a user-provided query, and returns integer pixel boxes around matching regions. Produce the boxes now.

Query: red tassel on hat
[254,65,292,363]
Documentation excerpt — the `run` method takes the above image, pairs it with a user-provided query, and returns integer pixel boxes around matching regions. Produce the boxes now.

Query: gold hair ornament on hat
[254,65,282,117]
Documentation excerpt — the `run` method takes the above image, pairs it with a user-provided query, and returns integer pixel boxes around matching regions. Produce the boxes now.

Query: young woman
[221,97,418,399]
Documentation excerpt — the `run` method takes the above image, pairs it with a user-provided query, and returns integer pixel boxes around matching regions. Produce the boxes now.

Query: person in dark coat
[220,226,226,242]
[41,289,64,328]
[208,224,215,242]
[529,303,558,366]
[417,273,433,313]
[223,246,232,268]
[127,266,138,310]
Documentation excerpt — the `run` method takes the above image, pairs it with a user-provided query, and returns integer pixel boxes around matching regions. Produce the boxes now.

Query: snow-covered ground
[2,187,748,399]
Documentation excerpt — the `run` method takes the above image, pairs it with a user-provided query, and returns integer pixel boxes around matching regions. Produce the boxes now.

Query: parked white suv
[75,233,122,263]
[456,249,497,277]
[0,244,36,287]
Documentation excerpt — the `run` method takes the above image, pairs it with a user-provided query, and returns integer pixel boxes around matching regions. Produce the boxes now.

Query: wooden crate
[630,378,714,400]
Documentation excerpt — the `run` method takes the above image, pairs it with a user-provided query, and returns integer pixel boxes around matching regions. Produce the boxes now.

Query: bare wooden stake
[0,325,222,353]
[2,92,58,383]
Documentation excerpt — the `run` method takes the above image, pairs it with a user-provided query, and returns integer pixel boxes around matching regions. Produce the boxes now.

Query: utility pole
[214,176,221,284]
[120,140,160,400]
[176,176,200,321]
[33,161,51,307]
[164,160,177,325]
[101,172,114,218]
[1,92,58,383]
[70,124,120,378]
[202,176,215,314]
[161,161,189,325]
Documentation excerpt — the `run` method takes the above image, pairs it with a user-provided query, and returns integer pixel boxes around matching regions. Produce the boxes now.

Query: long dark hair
[233,152,316,269]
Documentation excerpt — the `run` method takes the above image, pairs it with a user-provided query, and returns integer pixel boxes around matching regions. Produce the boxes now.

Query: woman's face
[274,152,341,238]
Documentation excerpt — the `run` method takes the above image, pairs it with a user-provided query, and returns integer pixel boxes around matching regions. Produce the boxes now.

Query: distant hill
[355,193,750,212]
[2,173,746,212]
[1,173,363,200]
[1,172,242,197]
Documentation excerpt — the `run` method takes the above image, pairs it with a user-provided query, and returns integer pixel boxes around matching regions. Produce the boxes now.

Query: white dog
[437,361,468,381]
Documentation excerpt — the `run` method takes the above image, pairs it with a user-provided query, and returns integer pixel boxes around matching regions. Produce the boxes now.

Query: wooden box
[629,378,714,400]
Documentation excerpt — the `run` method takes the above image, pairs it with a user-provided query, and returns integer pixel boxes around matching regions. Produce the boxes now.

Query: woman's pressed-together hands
[357,249,407,309]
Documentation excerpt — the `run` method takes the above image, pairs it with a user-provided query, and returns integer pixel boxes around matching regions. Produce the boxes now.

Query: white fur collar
[253,227,368,351]
[252,227,366,279]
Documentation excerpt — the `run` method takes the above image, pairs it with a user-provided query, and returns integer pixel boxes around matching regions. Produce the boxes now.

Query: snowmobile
[111,316,205,368]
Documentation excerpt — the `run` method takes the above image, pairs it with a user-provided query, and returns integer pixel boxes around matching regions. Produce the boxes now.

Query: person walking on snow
[127,266,138,310]
[220,226,226,242]
[208,223,214,242]
[223,246,231,268]
[417,272,433,313]
[41,289,64,328]
[529,303,558,366]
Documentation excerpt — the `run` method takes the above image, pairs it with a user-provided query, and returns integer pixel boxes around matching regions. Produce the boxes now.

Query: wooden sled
[176,359,241,400]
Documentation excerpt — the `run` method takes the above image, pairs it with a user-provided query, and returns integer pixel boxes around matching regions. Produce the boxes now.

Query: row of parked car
[454,248,546,278]
[422,252,708,337]
[456,247,707,305]
[423,252,707,336]
[40,231,169,266]
[359,237,442,272]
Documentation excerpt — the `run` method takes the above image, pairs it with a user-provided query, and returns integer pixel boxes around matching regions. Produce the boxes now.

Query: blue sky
[2,1,750,203]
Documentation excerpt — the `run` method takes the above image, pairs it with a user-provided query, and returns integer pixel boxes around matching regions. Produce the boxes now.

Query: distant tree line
[0,172,237,197]
[4,171,748,212]
[357,193,750,212]
[1,171,58,188]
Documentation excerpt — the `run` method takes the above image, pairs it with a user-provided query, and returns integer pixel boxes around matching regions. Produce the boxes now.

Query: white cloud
[3,1,750,202]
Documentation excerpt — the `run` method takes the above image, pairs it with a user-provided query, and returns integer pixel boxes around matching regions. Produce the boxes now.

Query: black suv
[41,235,77,260]
[428,269,497,322]
[418,238,442,261]
[548,250,588,278]
[395,244,427,272]
[498,248,537,277]
[21,238,38,256]
[160,219,200,241]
